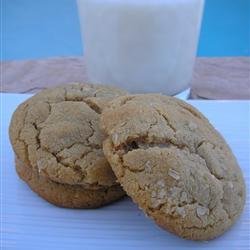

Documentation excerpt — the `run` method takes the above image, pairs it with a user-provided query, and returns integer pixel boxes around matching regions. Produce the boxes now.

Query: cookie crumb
[151,190,157,198]
[169,187,182,199]
[158,189,167,199]
[196,205,209,217]
[156,179,165,187]
[180,192,188,203]
[145,161,152,173]
[151,198,164,208]
[168,169,180,180]
[37,160,44,173]
[120,122,127,127]
[176,207,186,218]
[112,133,119,145]
[188,122,198,130]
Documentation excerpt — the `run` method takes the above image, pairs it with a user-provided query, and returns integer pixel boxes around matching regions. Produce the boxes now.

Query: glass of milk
[77,0,204,95]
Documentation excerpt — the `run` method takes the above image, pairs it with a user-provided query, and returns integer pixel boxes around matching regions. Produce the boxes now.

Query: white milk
[77,0,204,95]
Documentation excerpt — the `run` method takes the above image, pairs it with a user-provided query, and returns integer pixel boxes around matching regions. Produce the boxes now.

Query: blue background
[2,0,250,60]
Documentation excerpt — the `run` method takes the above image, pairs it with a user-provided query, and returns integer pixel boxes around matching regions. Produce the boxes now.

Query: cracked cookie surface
[9,83,127,207]
[101,94,246,240]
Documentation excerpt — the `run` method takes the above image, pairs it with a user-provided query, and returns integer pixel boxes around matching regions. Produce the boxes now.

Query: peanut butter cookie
[101,94,245,240]
[9,83,127,208]
[15,157,124,208]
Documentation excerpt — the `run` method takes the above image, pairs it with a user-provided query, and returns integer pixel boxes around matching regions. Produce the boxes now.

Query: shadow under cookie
[15,157,125,208]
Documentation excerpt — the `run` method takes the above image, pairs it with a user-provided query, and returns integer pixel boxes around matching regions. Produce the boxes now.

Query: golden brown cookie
[16,157,124,208]
[9,83,127,207]
[101,94,246,240]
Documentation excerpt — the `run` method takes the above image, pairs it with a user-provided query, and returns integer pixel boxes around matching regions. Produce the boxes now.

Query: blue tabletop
[3,0,250,60]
